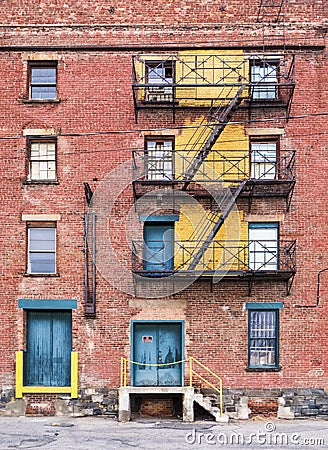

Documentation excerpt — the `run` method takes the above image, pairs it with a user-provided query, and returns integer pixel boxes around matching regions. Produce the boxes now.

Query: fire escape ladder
[181,84,246,190]
[187,180,247,270]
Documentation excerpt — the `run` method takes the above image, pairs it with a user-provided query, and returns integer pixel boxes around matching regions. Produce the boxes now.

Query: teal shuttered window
[24,310,72,386]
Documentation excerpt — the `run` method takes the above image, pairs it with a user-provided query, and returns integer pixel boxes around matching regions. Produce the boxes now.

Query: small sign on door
[142,335,153,343]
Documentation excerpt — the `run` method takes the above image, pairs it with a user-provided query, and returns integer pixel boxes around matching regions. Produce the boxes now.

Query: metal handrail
[132,149,296,183]
[189,357,223,416]
[120,356,223,416]
[132,53,295,90]
[132,239,296,274]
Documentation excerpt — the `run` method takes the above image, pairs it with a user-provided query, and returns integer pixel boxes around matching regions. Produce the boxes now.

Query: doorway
[132,322,183,387]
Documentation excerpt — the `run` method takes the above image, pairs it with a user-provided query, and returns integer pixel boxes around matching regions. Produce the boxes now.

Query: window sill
[245,366,282,372]
[23,180,59,185]
[23,273,60,277]
[22,99,61,104]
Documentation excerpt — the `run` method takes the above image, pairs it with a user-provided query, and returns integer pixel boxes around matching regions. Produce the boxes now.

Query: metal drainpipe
[316,267,328,306]
[294,267,328,308]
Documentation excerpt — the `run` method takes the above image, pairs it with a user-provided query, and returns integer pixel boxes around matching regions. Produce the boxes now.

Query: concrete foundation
[119,387,195,422]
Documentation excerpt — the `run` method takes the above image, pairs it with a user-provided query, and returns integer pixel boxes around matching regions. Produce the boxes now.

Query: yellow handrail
[189,356,223,416]
[119,356,223,416]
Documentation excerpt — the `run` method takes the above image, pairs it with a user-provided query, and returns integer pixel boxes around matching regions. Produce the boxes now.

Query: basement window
[29,62,57,100]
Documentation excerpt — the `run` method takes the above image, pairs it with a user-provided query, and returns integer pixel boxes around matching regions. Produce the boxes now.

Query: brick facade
[0,1,327,418]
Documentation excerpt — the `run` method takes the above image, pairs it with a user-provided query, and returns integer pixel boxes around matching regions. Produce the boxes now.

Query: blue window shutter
[24,311,72,387]
[143,223,174,272]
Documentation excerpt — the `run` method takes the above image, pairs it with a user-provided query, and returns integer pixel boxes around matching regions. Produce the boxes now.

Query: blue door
[143,223,174,273]
[133,323,183,386]
[24,310,72,386]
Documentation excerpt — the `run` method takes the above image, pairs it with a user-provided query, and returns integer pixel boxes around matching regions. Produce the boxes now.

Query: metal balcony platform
[132,53,296,121]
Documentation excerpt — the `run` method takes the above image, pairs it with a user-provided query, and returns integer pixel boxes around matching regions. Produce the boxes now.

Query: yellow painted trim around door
[15,351,78,398]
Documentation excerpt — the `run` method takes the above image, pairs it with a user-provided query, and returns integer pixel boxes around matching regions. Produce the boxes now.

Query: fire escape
[131,53,296,295]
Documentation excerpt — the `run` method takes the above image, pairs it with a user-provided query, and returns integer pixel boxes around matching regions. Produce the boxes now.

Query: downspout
[294,267,328,308]
[316,267,328,306]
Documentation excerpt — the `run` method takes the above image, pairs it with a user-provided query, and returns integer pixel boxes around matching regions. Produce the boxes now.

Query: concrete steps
[193,393,229,423]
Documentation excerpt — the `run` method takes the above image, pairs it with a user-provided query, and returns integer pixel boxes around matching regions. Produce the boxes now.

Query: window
[28,139,56,181]
[251,60,278,100]
[145,61,173,102]
[247,303,283,369]
[249,223,278,271]
[29,63,57,100]
[24,310,72,386]
[145,138,174,180]
[28,225,56,274]
[250,139,277,180]
[143,222,174,273]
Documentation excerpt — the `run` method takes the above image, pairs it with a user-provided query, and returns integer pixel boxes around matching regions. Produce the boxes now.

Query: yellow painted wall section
[175,50,249,107]
[134,51,251,273]
[174,123,249,182]
[174,205,247,272]
[134,51,250,105]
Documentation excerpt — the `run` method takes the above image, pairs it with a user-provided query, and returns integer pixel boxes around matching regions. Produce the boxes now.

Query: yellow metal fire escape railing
[120,356,223,416]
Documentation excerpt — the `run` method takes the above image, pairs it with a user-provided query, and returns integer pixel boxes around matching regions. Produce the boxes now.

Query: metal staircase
[172,86,247,269]
[181,85,246,190]
[186,180,247,270]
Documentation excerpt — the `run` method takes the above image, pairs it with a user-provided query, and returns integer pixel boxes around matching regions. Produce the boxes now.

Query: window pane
[30,142,56,180]
[31,86,57,100]
[249,224,278,271]
[29,228,55,251]
[31,67,56,84]
[249,311,277,367]
[29,253,56,273]
[251,64,277,100]
[31,162,40,179]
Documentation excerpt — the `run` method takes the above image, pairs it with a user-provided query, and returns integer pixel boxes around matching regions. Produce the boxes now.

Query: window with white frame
[29,140,56,181]
[145,138,174,180]
[251,60,278,100]
[28,225,56,274]
[145,61,174,102]
[248,223,278,271]
[250,139,277,180]
[29,63,57,100]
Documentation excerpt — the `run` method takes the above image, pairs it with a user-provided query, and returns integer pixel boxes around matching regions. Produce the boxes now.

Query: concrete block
[277,396,295,419]
[1,398,26,416]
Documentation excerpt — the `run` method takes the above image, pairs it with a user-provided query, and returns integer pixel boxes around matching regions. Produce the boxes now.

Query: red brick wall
[140,397,174,418]
[25,394,57,416]
[0,0,327,411]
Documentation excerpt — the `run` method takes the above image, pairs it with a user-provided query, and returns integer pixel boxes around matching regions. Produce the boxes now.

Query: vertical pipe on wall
[92,212,97,312]
[84,212,90,313]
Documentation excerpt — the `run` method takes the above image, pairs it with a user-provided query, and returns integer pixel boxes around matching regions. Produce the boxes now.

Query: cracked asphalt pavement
[0,416,327,449]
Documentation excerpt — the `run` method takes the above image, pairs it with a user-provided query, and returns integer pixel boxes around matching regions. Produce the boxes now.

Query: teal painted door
[24,311,72,386]
[133,323,182,386]
[143,223,174,272]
